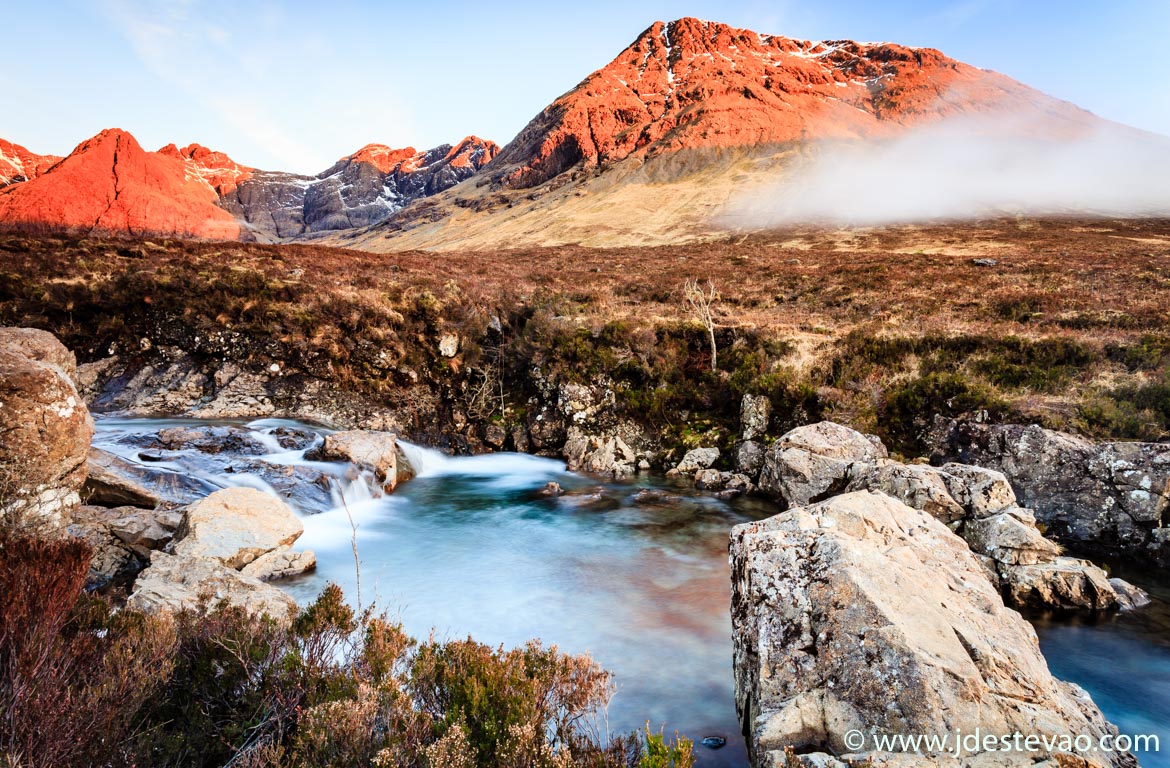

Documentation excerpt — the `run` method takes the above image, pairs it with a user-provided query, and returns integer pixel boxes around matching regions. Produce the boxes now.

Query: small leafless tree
[684,278,719,371]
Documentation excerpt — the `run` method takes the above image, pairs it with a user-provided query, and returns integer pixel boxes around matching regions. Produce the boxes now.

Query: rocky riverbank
[2,325,1163,767]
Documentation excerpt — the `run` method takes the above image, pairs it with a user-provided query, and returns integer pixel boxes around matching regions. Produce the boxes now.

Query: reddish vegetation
[492,17,1100,188]
[156,142,253,196]
[0,129,241,239]
[0,138,61,186]
[343,136,500,174]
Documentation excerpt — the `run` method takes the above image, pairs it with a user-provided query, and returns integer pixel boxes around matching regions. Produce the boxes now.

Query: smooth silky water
[93,417,1170,767]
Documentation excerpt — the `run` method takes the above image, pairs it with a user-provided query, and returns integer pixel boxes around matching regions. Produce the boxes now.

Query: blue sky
[2,1,1167,173]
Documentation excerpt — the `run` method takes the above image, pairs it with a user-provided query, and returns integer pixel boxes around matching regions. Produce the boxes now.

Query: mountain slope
[0,139,61,187]
[337,17,1108,251]
[0,129,241,238]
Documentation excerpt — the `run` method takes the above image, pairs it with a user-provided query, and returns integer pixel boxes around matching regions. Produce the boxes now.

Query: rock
[676,447,720,473]
[1109,578,1152,611]
[962,507,1063,566]
[694,468,727,490]
[129,551,296,618]
[0,327,94,526]
[154,424,272,455]
[848,462,966,524]
[539,481,564,497]
[189,368,275,419]
[511,426,531,454]
[483,424,507,449]
[240,545,317,581]
[726,473,756,494]
[562,428,637,478]
[109,506,184,555]
[730,491,1133,767]
[972,257,1000,267]
[938,462,1017,518]
[172,488,303,570]
[67,506,141,588]
[700,737,726,750]
[740,394,772,441]
[928,418,1170,564]
[0,327,79,380]
[84,448,159,507]
[83,446,210,508]
[307,430,412,492]
[735,440,765,477]
[1004,558,1119,612]
[438,333,460,357]
[758,422,885,508]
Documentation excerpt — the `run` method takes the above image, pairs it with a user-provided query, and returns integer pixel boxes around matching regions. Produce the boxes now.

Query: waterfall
[397,441,452,478]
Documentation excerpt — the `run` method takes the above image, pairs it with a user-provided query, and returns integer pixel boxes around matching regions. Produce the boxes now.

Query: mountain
[336,17,1108,251]
[157,143,253,197]
[220,136,498,240]
[0,17,1144,246]
[0,127,497,240]
[0,129,241,239]
[0,139,61,187]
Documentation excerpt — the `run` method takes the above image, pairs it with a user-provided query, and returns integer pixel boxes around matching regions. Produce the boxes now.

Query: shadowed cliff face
[221,136,499,240]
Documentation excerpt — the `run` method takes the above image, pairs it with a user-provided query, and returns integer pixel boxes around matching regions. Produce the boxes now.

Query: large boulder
[129,551,296,617]
[758,422,886,507]
[730,491,1134,767]
[307,430,413,491]
[172,488,304,569]
[928,418,1170,565]
[0,327,93,526]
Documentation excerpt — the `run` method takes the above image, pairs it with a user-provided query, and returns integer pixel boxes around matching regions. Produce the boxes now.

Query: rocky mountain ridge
[0,16,1139,248]
[338,16,1112,251]
[0,128,497,241]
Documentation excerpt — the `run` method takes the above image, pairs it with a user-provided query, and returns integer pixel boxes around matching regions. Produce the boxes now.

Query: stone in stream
[172,487,306,570]
[730,491,1136,767]
[153,424,273,455]
[673,446,720,474]
[240,545,317,581]
[1110,577,1153,611]
[0,327,94,527]
[306,430,414,492]
[83,445,214,508]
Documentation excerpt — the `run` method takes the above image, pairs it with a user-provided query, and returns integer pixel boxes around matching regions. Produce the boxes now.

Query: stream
[93,416,1170,767]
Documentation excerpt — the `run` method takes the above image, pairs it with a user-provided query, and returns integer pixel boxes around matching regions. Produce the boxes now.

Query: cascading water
[90,416,1170,768]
